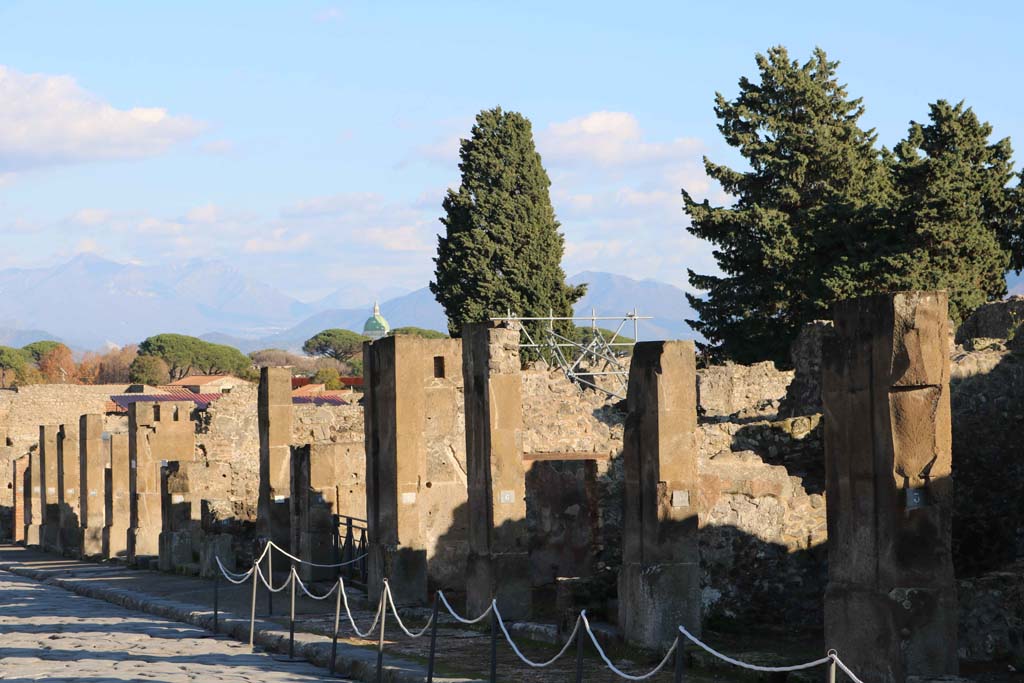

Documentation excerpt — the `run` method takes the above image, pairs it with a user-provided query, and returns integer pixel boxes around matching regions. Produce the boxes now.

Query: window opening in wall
[433,356,446,379]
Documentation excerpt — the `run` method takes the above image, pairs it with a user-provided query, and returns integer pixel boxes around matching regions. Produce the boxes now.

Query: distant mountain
[0,326,65,348]
[0,254,312,349]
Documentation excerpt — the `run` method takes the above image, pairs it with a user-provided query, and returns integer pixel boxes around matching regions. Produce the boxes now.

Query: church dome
[363,302,390,340]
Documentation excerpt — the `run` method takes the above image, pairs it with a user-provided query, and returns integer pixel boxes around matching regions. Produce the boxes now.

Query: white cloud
[185,203,220,224]
[540,111,702,168]
[72,208,110,226]
[0,65,204,173]
[244,228,312,254]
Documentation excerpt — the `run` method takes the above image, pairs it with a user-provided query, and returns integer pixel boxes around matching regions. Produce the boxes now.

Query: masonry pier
[78,414,105,558]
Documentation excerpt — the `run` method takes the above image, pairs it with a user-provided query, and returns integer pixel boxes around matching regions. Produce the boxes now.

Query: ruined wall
[0,385,131,455]
[697,361,793,420]
[194,384,260,524]
[293,402,363,444]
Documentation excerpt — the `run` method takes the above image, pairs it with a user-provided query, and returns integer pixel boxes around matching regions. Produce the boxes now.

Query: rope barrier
[214,556,255,584]
[383,581,434,638]
[255,564,293,593]
[678,625,833,673]
[291,569,341,601]
[582,612,678,681]
[340,577,383,638]
[493,601,581,668]
[264,539,367,568]
[830,652,866,683]
[437,590,493,624]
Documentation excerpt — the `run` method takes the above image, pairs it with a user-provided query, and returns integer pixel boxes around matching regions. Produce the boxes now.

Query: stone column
[25,448,43,546]
[823,291,957,682]
[79,414,106,558]
[258,367,293,552]
[617,341,701,649]
[12,452,25,544]
[291,444,342,582]
[40,425,61,552]
[57,422,82,556]
[104,432,130,559]
[128,401,196,564]
[364,336,430,606]
[462,322,530,619]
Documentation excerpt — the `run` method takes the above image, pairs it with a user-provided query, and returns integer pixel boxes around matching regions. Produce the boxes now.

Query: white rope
[582,612,677,681]
[678,626,832,673]
[493,601,581,668]
[255,564,293,593]
[830,652,866,683]
[266,540,367,568]
[214,556,255,584]
[437,590,493,624]
[339,576,383,638]
[291,569,341,601]
[383,581,434,638]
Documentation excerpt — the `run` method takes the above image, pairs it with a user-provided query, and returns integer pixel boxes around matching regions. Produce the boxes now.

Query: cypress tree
[869,100,1016,323]
[431,107,585,344]
[683,47,893,366]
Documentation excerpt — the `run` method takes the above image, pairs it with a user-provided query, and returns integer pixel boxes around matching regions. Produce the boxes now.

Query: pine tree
[431,107,585,344]
[868,101,1015,323]
[684,47,894,365]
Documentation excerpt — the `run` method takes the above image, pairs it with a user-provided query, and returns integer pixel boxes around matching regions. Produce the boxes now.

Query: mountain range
[0,255,697,352]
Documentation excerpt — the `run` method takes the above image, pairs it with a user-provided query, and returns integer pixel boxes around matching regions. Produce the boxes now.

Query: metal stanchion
[828,656,837,683]
[212,570,220,633]
[674,636,685,682]
[426,592,440,683]
[266,541,273,616]
[288,566,296,660]
[330,579,341,677]
[489,602,498,683]
[574,617,585,683]
[375,589,387,683]
[248,561,258,648]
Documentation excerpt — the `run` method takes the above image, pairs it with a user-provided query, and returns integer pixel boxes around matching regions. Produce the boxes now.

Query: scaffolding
[490,309,651,400]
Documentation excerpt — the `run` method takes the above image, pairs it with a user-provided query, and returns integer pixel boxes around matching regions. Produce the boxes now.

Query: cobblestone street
[0,570,346,682]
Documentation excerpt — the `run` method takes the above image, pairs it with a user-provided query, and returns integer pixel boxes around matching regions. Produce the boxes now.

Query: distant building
[363,302,390,341]
[163,375,251,394]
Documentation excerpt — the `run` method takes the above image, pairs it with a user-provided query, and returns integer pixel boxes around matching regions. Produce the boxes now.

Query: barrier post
[289,565,297,659]
[376,587,387,683]
[426,592,440,683]
[266,540,274,616]
[673,636,685,682]
[828,656,836,683]
[249,561,258,648]
[574,615,585,683]
[489,602,498,683]
[330,579,341,676]
[213,570,220,633]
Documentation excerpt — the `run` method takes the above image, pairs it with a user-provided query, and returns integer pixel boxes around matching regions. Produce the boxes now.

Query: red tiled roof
[108,392,225,413]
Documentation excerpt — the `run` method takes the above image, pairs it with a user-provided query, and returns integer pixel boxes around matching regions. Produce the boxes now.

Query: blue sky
[1,1,1022,302]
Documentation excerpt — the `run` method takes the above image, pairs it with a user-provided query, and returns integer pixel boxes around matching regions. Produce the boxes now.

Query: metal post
[330,579,341,676]
[266,540,273,616]
[426,592,440,683]
[248,560,258,648]
[489,602,498,683]
[289,566,296,659]
[213,570,219,633]
[828,657,837,683]
[673,636,685,682]
[574,616,585,683]
[375,588,387,683]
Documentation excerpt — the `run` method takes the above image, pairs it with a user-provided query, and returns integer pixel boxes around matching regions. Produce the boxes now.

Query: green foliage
[22,340,65,363]
[137,333,251,379]
[302,329,368,361]
[390,326,448,339]
[431,107,586,347]
[312,367,343,390]
[128,354,170,386]
[346,356,363,377]
[0,345,30,386]
[572,327,635,356]
[685,47,1023,366]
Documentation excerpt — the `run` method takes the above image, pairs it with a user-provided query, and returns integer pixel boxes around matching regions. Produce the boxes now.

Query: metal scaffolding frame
[490,309,651,400]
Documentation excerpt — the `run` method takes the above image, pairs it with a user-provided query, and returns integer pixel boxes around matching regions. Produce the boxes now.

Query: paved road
[0,569,348,682]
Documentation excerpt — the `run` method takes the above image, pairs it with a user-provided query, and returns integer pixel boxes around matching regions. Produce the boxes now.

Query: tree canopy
[22,340,66,363]
[302,329,369,361]
[137,333,251,380]
[390,326,448,339]
[431,107,585,345]
[684,46,1023,365]
[129,354,170,385]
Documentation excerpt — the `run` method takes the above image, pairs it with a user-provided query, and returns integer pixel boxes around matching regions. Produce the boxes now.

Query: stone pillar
[128,401,196,564]
[40,425,61,552]
[79,414,106,558]
[12,452,25,544]
[258,367,293,551]
[364,336,429,606]
[291,444,341,582]
[617,341,701,648]
[462,322,530,619]
[57,422,82,556]
[159,461,200,572]
[823,291,957,682]
[25,447,43,546]
[104,432,130,559]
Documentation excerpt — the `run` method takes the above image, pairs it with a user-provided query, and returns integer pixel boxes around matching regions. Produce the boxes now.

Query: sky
[1,1,1023,303]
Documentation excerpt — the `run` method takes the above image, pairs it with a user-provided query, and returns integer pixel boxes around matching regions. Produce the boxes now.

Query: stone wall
[696,361,793,420]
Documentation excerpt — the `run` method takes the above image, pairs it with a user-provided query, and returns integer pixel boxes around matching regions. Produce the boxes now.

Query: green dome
[363,302,391,339]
